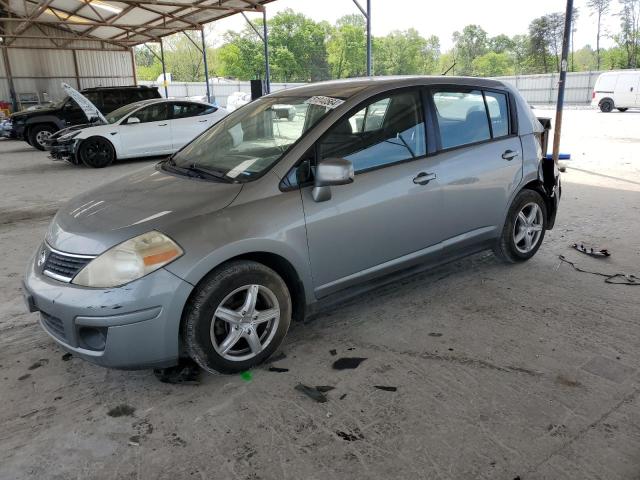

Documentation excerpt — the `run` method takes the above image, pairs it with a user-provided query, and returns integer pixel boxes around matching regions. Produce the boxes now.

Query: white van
[592,71,640,112]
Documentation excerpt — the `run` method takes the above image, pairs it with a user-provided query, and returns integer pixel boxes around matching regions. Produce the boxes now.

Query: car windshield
[105,102,147,124]
[170,95,341,181]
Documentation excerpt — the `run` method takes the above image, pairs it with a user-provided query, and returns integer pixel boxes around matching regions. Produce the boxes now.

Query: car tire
[183,260,292,374]
[79,137,115,168]
[28,124,56,150]
[494,189,547,264]
[617,108,628,112]
[599,99,614,113]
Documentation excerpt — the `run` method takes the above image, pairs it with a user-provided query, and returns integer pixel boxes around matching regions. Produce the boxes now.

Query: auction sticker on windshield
[305,96,345,109]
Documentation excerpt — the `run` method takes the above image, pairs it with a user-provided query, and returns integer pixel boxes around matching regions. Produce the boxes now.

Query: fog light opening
[78,326,107,351]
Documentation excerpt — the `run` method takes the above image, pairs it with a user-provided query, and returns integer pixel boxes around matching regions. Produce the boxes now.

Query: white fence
[139,81,304,107]
[491,71,607,104]
[141,70,638,106]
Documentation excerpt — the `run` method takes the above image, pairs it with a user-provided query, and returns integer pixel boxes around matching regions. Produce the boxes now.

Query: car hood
[11,107,60,120]
[46,165,243,255]
[49,122,105,140]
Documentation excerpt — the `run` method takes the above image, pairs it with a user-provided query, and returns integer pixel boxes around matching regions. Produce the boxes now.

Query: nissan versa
[23,77,560,374]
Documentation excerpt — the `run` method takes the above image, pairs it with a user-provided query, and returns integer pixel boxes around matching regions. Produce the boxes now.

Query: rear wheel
[599,99,614,113]
[28,124,56,150]
[183,261,292,374]
[617,108,628,112]
[79,137,115,168]
[494,189,547,263]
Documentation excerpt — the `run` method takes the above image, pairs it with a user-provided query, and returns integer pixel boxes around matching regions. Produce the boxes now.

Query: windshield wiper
[162,159,230,182]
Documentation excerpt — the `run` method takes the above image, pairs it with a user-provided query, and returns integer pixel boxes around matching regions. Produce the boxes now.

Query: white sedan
[47,98,228,168]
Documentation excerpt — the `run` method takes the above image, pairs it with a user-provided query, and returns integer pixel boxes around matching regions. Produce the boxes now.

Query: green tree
[326,15,367,78]
[374,29,440,75]
[451,24,488,75]
[587,0,612,69]
[472,52,513,76]
[617,0,640,67]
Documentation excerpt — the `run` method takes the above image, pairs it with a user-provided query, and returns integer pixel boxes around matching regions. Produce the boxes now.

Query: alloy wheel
[36,130,52,148]
[210,284,281,362]
[513,202,543,254]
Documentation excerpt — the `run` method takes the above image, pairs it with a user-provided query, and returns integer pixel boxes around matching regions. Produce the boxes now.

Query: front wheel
[183,261,292,374]
[28,124,56,150]
[79,137,115,168]
[494,189,547,263]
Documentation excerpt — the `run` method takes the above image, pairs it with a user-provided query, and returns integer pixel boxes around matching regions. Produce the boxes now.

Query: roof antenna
[441,62,456,76]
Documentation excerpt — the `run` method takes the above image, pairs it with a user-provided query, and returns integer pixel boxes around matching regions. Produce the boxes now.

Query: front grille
[41,311,66,341]
[42,247,93,282]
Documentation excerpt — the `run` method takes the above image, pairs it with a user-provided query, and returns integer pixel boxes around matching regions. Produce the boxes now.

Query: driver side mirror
[126,116,140,125]
[312,157,354,202]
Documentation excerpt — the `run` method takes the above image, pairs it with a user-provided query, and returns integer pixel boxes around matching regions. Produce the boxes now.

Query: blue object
[545,153,571,160]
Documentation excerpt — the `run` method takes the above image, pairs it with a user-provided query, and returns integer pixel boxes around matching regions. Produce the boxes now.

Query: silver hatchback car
[24,77,560,374]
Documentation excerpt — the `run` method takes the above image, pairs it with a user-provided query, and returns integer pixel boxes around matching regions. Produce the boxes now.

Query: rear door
[428,87,522,248]
[117,102,172,157]
[300,89,446,296]
[169,102,214,149]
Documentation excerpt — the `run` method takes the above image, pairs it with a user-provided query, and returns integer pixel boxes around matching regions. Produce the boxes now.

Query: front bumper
[0,120,17,138]
[46,138,78,161]
[23,251,194,369]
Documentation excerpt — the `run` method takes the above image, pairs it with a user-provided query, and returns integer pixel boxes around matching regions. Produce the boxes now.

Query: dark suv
[5,85,161,150]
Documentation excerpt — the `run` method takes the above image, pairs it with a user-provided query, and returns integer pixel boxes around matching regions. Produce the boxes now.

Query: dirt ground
[1,107,639,480]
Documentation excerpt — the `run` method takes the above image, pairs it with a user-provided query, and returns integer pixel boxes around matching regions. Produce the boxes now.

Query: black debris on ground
[17,374,30,381]
[128,435,140,446]
[339,393,347,400]
[294,383,328,403]
[315,385,335,393]
[329,349,337,356]
[268,366,289,373]
[28,359,48,370]
[332,357,367,370]
[153,358,201,385]
[374,386,397,392]
[428,332,443,337]
[107,404,136,418]
[61,353,72,361]
[335,429,364,441]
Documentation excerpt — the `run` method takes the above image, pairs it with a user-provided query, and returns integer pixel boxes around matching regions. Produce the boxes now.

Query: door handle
[158,123,167,126]
[198,119,208,123]
[413,172,437,185]
[502,149,519,161]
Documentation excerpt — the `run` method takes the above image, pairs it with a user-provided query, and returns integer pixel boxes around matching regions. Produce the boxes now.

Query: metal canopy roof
[0,0,273,49]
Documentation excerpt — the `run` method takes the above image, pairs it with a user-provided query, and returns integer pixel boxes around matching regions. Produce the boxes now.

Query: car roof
[269,76,508,99]
[116,98,214,109]
[81,85,158,92]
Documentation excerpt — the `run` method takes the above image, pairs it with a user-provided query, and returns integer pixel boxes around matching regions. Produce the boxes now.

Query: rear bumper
[23,250,194,369]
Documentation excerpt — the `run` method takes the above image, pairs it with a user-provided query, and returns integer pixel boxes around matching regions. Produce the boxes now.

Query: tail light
[592,91,596,99]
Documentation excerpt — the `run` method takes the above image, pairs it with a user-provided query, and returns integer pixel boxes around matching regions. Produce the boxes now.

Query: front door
[429,88,523,245]
[301,90,445,297]
[118,103,172,158]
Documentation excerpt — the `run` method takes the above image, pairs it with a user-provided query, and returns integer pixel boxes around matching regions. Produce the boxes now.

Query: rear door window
[171,102,209,119]
[432,90,490,149]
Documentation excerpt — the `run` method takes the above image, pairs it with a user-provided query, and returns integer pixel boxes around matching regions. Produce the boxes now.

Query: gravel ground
[1,108,639,480]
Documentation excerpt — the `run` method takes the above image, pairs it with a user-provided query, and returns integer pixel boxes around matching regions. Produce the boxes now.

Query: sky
[207,0,621,51]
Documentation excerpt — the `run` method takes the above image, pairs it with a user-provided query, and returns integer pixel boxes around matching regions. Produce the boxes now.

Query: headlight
[72,231,183,288]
